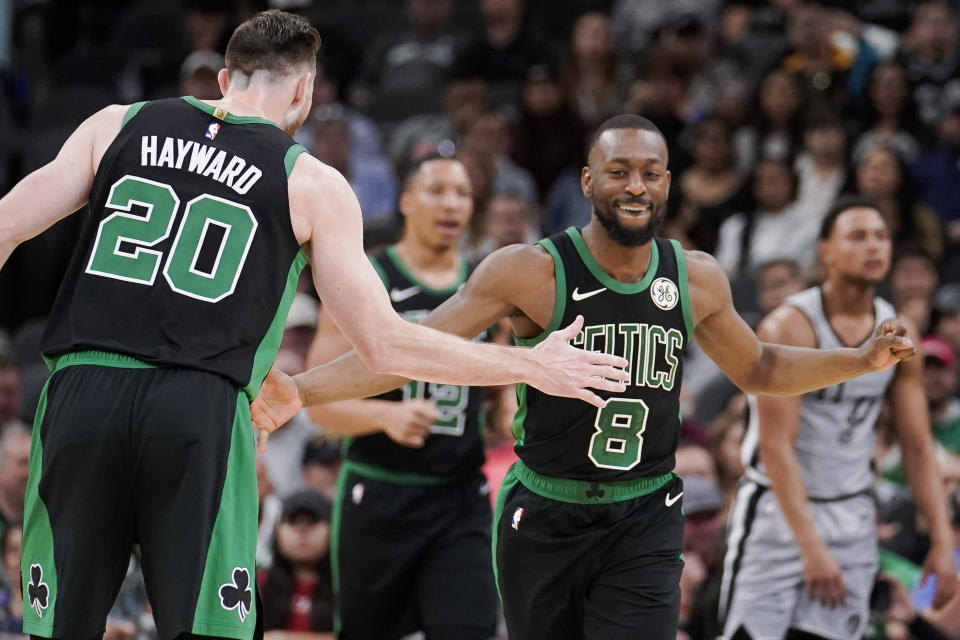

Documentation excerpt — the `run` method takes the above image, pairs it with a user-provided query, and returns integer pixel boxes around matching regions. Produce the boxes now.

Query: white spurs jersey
[741,287,897,499]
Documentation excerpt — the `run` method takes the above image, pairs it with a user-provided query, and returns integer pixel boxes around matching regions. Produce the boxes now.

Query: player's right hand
[801,542,847,608]
[250,365,303,453]
[530,315,630,408]
[383,399,438,448]
[860,319,917,371]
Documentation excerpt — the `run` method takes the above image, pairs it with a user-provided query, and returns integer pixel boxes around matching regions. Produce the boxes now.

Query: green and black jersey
[41,97,309,398]
[514,228,693,482]
[343,245,487,478]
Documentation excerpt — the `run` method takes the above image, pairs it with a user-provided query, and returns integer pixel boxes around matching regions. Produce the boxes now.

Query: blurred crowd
[3,0,960,638]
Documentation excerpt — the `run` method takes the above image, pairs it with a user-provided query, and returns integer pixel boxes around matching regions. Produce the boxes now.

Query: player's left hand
[860,320,917,371]
[250,365,302,453]
[922,541,957,609]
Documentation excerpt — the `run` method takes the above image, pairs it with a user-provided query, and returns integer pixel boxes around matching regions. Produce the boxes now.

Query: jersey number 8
[588,397,649,470]
[85,175,257,303]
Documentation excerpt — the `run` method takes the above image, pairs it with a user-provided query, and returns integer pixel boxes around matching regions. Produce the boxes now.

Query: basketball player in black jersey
[254,113,918,640]
[0,11,627,640]
[306,155,498,640]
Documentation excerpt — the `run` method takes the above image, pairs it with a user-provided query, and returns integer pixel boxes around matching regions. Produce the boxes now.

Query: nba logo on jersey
[205,122,220,140]
[511,507,524,530]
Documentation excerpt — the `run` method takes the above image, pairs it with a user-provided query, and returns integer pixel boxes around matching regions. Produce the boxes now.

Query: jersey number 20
[85,175,257,303]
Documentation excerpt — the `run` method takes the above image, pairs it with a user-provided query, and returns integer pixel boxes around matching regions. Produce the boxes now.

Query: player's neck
[205,87,286,131]
[394,239,461,287]
[821,277,875,316]
[580,223,655,284]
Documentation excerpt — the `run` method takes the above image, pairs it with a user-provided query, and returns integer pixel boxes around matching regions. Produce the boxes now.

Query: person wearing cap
[721,196,955,640]
[258,489,334,635]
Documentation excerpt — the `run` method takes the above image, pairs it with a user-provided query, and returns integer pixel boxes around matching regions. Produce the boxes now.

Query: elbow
[353,332,396,376]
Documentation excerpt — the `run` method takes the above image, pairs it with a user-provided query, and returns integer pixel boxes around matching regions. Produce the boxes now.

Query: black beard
[592,196,665,247]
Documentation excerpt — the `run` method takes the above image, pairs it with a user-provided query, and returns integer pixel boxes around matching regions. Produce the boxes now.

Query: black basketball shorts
[22,351,260,640]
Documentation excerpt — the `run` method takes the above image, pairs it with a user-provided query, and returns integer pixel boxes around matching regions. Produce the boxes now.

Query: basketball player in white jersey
[720,197,956,639]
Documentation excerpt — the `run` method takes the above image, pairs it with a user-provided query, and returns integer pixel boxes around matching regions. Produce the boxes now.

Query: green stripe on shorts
[192,393,259,639]
[491,464,521,604]
[22,381,58,636]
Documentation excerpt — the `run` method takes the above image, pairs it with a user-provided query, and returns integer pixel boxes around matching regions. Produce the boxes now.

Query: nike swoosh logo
[390,285,420,302]
[571,287,607,301]
[665,491,683,507]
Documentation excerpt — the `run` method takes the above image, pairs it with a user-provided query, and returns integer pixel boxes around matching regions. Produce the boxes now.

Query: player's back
[42,97,308,397]
[742,286,896,498]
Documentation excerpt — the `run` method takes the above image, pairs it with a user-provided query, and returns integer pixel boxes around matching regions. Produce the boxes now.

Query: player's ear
[581,166,592,198]
[217,69,230,96]
[398,190,412,220]
[293,72,312,108]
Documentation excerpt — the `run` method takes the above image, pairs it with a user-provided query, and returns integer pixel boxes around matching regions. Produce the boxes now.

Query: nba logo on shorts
[352,482,365,504]
[511,507,524,530]
[205,122,220,140]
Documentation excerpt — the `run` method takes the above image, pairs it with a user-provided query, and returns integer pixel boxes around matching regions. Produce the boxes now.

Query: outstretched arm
[288,159,628,397]
[687,251,915,395]
[888,324,957,608]
[0,105,125,269]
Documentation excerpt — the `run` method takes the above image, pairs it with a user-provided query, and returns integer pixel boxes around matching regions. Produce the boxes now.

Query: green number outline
[85,175,180,285]
[163,193,258,303]
[402,381,468,436]
[587,397,648,470]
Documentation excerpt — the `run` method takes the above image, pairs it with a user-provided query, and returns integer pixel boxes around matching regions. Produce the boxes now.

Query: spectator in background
[511,61,587,202]
[853,145,944,263]
[715,159,815,277]
[350,0,462,125]
[178,50,223,101]
[890,246,939,335]
[678,115,748,252]
[0,524,23,636]
[678,475,727,640]
[609,0,721,60]
[259,490,335,638]
[389,68,487,168]
[922,337,960,458]
[558,11,630,128]
[675,441,718,481]
[625,46,692,172]
[310,108,398,224]
[0,423,28,537]
[852,60,924,163]
[478,192,539,258]
[755,259,806,317]
[733,67,806,174]
[793,108,847,225]
[300,438,341,502]
[0,358,18,427]
[460,110,536,205]
[897,1,960,132]
[708,408,746,520]
[911,98,960,278]
[454,0,552,111]
[933,283,960,358]
[778,2,877,115]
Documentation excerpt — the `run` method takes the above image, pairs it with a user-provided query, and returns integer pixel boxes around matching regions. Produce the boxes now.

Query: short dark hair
[225,9,321,77]
[756,258,802,281]
[819,195,882,240]
[400,152,461,192]
[588,114,666,157]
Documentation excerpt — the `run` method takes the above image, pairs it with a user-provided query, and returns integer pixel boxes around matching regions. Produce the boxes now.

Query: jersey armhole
[121,101,148,129]
[514,238,566,347]
[670,239,695,337]
[782,303,821,349]
[284,144,309,178]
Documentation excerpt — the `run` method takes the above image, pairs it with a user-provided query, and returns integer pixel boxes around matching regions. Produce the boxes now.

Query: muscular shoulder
[88,104,129,170]
[287,154,360,245]
[465,243,554,299]
[683,249,733,326]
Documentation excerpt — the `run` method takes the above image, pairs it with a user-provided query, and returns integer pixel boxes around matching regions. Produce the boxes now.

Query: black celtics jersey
[343,245,487,477]
[42,97,308,398]
[515,228,693,482]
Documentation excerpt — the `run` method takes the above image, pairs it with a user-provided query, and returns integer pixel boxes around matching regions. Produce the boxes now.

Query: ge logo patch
[219,567,253,622]
[651,277,679,311]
